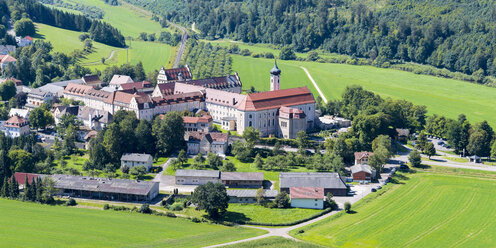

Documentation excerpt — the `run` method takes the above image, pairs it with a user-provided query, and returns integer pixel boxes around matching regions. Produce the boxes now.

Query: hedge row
[233,208,334,226]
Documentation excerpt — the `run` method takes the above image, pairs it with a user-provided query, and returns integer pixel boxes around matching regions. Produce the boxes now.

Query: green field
[225,204,322,225]
[0,198,265,247]
[291,171,496,247]
[232,54,496,126]
[36,23,172,72]
[226,237,323,248]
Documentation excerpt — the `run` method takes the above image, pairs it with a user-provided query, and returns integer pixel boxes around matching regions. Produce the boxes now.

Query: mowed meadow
[0,199,265,247]
[291,171,496,247]
[36,0,174,72]
[232,54,496,126]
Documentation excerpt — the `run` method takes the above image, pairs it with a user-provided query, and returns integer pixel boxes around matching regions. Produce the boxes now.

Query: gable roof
[177,74,241,89]
[82,75,101,85]
[279,172,347,189]
[64,83,93,97]
[221,172,263,181]
[350,164,375,175]
[155,83,176,96]
[290,187,324,199]
[110,75,133,85]
[183,115,212,124]
[175,169,220,178]
[4,115,29,127]
[119,81,153,91]
[12,172,45,185]
[163,67,192,81]
[121,153,153,162]
[227,189,278,198]
[185,131,228,144]
[0,54,17,63]
[355,152,373,161]
[237,87,315,111]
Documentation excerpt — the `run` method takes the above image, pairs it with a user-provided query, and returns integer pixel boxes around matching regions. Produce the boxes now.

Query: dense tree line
[182,40,232,79]
[127,0,496,82]
[99,62,146,84]
[6,0,125,47]
[39,0,105,19]
[3,40,90,86]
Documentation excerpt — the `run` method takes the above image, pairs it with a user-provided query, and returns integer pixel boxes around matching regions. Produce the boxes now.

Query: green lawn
[225,237,323,248]
[232,54,496,126]
[225,204,323,225]
[291,171,496,247]
[0,198,265,247]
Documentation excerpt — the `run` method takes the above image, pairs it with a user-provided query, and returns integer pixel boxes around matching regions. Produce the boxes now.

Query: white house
[290,187,324,209]
[121,153,153,171]
[8,108,30,119]
[3,115,30,138]
[26,88,55,109]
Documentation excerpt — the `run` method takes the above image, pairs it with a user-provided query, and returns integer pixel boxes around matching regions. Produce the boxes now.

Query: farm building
[221,172,264,188]
[175,169,220,185]
[121,153,153,171]
[350,164,376,182]
[279,172,348,196]
[227,189,278,203]
[290,187,324,209]
[51,174,159,202]
[12,172,47,186]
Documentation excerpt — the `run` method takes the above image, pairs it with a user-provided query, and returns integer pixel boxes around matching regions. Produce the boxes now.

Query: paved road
[168,21,188,68]
[300,66,327,104]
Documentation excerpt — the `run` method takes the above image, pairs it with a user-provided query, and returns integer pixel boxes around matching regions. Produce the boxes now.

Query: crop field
[232,54,496,126]
[291,172,496,247]
[225,237,323,248]
[225,204,322,225]
[0,199,265,247]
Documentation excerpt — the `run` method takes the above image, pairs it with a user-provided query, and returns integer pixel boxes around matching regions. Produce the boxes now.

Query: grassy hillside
[0,198,265,247]
[231,55,496,126]
[35,23,172,72]
[291,171,496,247]
[226,237,323,248]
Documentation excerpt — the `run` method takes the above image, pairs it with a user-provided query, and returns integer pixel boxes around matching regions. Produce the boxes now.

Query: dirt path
[204,210,340,248]
[82,50,116,65]
[168,21,188,68]
[300,66,327,103]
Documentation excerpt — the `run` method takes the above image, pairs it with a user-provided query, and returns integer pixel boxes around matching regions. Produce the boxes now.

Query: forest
[125,0,496,82]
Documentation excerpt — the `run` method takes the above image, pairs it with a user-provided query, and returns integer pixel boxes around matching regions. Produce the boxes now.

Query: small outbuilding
[350,164,376,182]
[121,153,153,171]
[468,155,482,163]
[290,187,324,209]
[175,169,220,185]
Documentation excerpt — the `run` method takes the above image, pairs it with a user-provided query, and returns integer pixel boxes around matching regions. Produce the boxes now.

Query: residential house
[396,128,410,141]
[81,75,102,88]
[26,88,55,109]
[227,189,278,203]
[76,106,112,130]
[38,84,65,98]
[0,45,16,55]
[0,54,16,70]
[109,75,133,86]
[184,131,229,155]
[52,105,79,125]
[354,152,373,165]
[1,77,22,86]
[3,115,30,138]
[350,164,376,182]
[157,66,192,84]
[8,108,30,119]
[221,172,264,188]
[52,174,159,201]
[121,153,153,171]
[290,187,324,209]
[175,169,220,185]
[279,172,348,196]
[16,36,34,47]
[183,115,213,132]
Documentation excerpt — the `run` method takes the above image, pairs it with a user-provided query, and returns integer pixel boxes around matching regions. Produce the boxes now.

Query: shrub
[103,204,110,210]
[139,204,152,214]
[265,52,274,59]
[275,192,290,208]
[191,217,201,223]
[165,212,176,218]
[252,53,264,58]
[66,198,77,206]
[170,202,184,211]
[240,49,252,56]
[344,202,352,213]
[279,47,296,60]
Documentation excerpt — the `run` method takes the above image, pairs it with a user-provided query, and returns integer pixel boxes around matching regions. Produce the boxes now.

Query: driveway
[152,155,199,194]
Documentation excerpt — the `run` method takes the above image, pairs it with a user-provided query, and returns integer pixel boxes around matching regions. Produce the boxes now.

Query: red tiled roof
[156,83,176,96]
[24,36,34,41]
[290,187,324,199]
[183,115,212,124]
[164,67,192,81]
[12,172,42,185]
[64,83,93,96]
[113,91,134,104]
[237,87,315,111]
[185,131,228,143]
[120,81,153,91]
[4,115,28,127]
[355,152,373,160]
[153,92,204,106]
[279,106,306,119]
[0,55,17,63]
[82,75,101,85]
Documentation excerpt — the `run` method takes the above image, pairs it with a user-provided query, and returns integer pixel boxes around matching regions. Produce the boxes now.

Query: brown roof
[290,187,324,199]
[0,55,17,63]
[12,172,45,185]
[185,131,228,144]
[177,74,241,89]
[113,91,135,104]
[355,152,373,160]
[237,87,315,111]
[183,115,213,124]
[82,75,101,85]
[153,92,204,106]
[279,106,306,119]
[164,67,192,81]
[5,115,29,127]
[221,172,263,181]
[120,81,153,91]
[64,83,93,97]
[156,83,176,96]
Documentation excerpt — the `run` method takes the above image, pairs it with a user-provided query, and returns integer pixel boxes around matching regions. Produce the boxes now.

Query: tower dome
[270,60,281,75]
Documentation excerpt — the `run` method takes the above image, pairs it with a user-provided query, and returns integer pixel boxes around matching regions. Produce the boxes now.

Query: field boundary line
[300,66,327,103]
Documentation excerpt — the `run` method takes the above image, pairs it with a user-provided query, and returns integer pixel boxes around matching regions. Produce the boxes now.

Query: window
[249,121,252,127]
[281,121,287,127]
[249,114,252,118]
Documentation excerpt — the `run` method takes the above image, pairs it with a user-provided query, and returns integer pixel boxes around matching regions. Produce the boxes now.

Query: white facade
[290,198,324,209]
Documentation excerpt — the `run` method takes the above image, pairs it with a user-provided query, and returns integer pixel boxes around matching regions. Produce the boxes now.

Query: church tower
[270,60,281,91]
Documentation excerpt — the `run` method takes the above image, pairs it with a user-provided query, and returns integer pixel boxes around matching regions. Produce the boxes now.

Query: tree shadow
[221,211,251,223]
[414,164,431,169]
[346,210,357,214]
[262,180,273,189]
